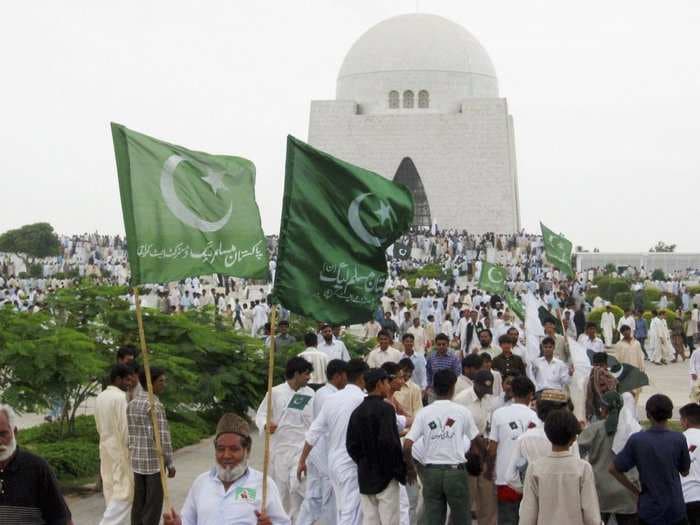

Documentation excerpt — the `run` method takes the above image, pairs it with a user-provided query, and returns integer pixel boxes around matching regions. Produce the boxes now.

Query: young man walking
[347,369,406,525]
[403,369,479,525]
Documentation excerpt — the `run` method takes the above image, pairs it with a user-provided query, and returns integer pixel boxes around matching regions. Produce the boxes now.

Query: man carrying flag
[273,136,414,324]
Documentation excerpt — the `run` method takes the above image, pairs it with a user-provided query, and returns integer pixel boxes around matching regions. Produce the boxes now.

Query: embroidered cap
[216,412,250,440]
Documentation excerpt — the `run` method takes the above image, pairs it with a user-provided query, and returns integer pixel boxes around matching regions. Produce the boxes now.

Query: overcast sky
[2,1,699,252]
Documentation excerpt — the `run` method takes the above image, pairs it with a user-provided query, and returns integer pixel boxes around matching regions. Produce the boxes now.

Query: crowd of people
[5,229,700,525]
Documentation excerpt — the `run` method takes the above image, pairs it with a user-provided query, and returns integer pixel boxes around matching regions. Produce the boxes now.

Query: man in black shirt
[0,404,71,525]
[347,369,406,525]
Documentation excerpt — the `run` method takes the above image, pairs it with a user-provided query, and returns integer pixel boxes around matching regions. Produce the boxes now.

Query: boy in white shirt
[403,369,480,525]
[488,375,538,525]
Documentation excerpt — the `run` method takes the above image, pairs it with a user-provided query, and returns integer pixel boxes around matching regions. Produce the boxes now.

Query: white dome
[336,14,499,114]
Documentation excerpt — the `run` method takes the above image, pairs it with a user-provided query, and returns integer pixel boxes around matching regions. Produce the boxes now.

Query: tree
[0,222,60,265]
[649,241,676,253]
[0,307,109,437]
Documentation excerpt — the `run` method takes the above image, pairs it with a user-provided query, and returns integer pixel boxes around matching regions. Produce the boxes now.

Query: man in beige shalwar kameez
[614,325,645,401]
[95,364,133,525]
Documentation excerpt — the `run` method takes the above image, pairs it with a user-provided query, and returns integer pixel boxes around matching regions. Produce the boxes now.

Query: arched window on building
[403,90,414,109]
[418,90,429,108]
[388,90,399,109]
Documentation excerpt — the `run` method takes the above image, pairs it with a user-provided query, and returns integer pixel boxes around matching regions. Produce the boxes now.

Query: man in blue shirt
[610,394,690,525]
[634,310,649,360]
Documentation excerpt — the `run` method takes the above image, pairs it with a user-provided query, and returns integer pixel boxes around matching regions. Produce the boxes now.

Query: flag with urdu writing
[540,222,574,276]
[504,291,525,321]
[273,136,414,324]
[111,123,268,285]
[478,261,507,294]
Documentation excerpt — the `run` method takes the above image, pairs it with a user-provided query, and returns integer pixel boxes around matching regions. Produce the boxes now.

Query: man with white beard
[0,404,72,523]
[163,413,289,525]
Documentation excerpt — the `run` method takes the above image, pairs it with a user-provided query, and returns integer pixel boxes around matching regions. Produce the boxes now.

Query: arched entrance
[393,157,431,228]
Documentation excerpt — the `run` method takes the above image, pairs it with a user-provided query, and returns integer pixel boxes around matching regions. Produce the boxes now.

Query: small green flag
[505,291,525,321]
[273,136,414,324]
[478,261,507,294]
[610,362,649,393]
[111,123,268,285]
[540,223,573,276]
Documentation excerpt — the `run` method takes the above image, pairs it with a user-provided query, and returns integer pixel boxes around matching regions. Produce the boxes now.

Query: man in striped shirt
[127,367,175,525]
[426,333,461,395]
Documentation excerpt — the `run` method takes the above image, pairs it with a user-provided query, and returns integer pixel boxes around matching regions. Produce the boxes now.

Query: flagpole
[133,287,171,512]
[261,304,277,511]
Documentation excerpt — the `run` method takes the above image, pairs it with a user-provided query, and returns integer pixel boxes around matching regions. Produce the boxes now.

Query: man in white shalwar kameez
[95,364,133,525]
[296,360,349,525]
[649,311,674,364]
[256,357,315,521]
[601,306,616,347]
[298,359,369,525]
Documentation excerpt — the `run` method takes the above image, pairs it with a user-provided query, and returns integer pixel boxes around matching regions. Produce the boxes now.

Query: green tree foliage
[587,305,625,328]
[651,269,666,281]
[0,307,109,437]
[649,241,676,253]
[0,222,60,263]
[588,276,631,303]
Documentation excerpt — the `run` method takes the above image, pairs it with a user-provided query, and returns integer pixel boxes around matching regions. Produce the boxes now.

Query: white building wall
[308,98,519,233]
[576,253,700,273]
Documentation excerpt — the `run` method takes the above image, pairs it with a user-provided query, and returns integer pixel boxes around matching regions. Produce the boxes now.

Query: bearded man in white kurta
[256,357,315,521]
[95,364,133,525]
[600,306,616,347]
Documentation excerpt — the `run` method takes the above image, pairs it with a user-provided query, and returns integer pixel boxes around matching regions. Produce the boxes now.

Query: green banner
[111,123,268,285]
[273,136,414,323]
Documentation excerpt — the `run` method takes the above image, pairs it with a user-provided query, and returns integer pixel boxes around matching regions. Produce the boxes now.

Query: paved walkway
[63,359,694,523]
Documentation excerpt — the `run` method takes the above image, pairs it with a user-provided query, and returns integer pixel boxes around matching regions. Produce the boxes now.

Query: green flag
[540,222,573,276]
[273,136,414,323]
[505,291,525,321]
[111,123,268,285]
[478,261,507,294]
[611,362,649,393]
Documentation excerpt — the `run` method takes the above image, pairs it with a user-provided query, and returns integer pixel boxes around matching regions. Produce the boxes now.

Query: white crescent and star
[487,266,504,284]
[348,192,394,247]
[160,154,233,233]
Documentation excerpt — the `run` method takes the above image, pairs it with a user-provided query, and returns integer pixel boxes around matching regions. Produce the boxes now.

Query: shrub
[687,286,700,296]
[643,287,661,308]
[587,305,625,327]
[19,412,213,482]
[613,292,633,310]
[401,263,447,286]
[593,276,630,302]
[651,269,666,281]
[27,439,100,479]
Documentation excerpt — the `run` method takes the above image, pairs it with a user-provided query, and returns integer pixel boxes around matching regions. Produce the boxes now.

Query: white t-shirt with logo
[488,403,539,485]
[682,428,700,503]
[406,400,478,465]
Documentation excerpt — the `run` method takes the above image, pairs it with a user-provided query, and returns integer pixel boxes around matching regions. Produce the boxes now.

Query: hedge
[642,309,678,325]
[18,413,214,483]
[587,305,625,327]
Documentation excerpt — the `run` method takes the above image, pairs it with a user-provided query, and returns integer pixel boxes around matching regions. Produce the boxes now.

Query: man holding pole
[255,356,315,521]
